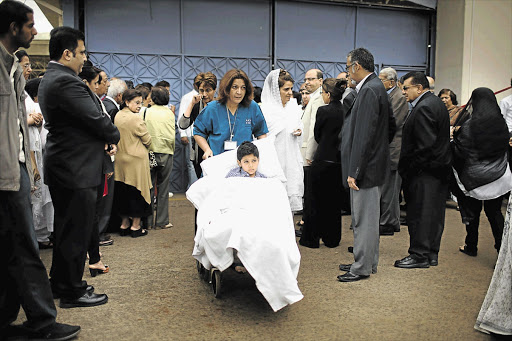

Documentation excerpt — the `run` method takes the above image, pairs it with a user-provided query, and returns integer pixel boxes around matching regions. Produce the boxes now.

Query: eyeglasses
[402,84,419,91]
[346,63,357,71]
[303,77,318,82]
[22,63,31,69]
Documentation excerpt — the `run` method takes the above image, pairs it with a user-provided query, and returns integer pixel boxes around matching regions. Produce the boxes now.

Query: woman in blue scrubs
[193,69,268,157]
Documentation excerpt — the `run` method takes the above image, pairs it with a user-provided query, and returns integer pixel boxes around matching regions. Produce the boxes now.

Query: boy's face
[237,154,259,178]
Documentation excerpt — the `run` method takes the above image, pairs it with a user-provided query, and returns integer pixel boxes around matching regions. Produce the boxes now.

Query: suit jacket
[102,96,119,122]
[39,62,120,189]
[340,73,396,189]
[314,100,344,163]
[388,86,409,170]
[301,89,326,164]
[398,91,451,182]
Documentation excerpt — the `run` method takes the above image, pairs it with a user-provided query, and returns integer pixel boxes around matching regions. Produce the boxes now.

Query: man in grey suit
[378,67,408,236]
[338,48,395,282]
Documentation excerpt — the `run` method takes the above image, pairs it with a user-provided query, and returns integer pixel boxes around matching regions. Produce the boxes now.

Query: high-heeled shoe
[89,265,109,277]
[119,227,130,236]
[131,228,148,238]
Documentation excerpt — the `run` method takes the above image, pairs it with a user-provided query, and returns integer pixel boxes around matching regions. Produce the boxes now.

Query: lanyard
[227,106,238,141]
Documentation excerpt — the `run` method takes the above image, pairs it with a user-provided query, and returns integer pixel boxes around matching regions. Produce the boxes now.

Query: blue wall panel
[85,0,181,54]
[275,1,356,62]
[182,0,270,58]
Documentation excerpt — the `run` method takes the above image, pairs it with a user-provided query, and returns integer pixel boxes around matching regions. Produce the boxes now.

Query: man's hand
[105,144,117,156]
[347,176,359,191]
[181,136,189,145]
[202,149,213,159]
[306,159,312,165]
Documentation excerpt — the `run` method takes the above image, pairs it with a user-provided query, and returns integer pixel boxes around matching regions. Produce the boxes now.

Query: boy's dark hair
[49,26,85,61]
[0,0,33,35]
[237,141,259,161]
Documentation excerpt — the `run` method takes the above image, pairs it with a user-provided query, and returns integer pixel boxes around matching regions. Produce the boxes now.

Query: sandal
[119,226,131,236]
[296,220,304,227]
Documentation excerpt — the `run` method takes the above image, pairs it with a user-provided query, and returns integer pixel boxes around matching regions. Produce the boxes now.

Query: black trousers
[0,163,56,331]
[302,166,311,223]
[88,174,111,265]
[404,173,447,262]
[458,195,504,252]
[49,183,97,299]
[300,161,343,248]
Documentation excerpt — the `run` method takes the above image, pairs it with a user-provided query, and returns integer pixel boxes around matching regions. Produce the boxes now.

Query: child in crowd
[225,141,266,178]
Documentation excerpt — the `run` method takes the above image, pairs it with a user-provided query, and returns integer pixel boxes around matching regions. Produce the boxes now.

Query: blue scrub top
[193,100,268,156]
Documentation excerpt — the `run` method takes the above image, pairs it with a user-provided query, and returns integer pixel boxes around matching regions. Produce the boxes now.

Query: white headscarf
[260,69,304,212]
[260,69,302,136]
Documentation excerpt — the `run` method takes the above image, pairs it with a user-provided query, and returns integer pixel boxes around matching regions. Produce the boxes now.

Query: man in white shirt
[177,75,201,187]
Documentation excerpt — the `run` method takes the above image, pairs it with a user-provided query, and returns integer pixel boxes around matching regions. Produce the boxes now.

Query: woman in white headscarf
[260,69,304,212]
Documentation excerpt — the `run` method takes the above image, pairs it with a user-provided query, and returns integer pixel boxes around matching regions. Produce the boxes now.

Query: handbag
[142,107,157,169]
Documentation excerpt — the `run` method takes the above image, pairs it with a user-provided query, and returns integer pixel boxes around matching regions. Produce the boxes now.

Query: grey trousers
[148,153,174,227]
[379,169,401,229]
[350,186,381,276]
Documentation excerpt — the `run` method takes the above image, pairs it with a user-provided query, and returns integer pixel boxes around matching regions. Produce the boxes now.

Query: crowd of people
[1,0,512,339]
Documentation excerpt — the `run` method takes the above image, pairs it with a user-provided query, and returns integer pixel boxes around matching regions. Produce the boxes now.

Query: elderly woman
[260,69,303,212]
[299,78,345,248]
[143,86,175,229]
[452,87,512,257]
[114,89,153,238]
[193,69,268,158]
[438,88,463,127]
[179,72,217,178]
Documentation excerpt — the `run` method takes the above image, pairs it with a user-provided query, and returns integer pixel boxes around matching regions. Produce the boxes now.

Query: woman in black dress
[300,78,345,248]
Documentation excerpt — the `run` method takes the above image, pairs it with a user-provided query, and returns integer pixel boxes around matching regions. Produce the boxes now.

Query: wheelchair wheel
[211,269,222,298]
[196,260,203,275]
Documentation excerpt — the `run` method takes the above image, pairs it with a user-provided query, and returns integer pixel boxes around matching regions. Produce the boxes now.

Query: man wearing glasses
[298,68,325,238]
[395,72,451,269]
[338,48,396,282]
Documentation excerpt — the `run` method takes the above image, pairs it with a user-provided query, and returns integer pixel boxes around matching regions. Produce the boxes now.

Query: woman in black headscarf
[452,87,512,257]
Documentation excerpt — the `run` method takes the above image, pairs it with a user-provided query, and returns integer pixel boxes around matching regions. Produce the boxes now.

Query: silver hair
[107,78,127,98]
[379,67,398,82]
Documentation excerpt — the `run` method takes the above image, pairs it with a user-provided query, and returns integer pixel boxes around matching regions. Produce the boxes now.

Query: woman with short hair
[114,89,153,238]
[300,78,345,248]
[143,86,175,229]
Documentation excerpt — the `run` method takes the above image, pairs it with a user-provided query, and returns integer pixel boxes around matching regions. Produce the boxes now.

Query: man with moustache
[39,26,120,308]
[395,72,451,268]
[297,68,325,238]
[0,2,80,339]
[96,69,110,100]
[338,48,395,282]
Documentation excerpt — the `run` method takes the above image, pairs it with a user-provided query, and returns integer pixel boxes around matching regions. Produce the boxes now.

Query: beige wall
[436,0,512,105]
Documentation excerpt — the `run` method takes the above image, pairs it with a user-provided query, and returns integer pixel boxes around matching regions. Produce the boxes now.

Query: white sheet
[187,176,303,312]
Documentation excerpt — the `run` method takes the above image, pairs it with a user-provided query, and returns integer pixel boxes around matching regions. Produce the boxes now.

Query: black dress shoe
[298,238,319,248]
[337,272,369,282]
[28,322,81,340]
[394,255,430,269]
[52,285,93,299]
[339,263,352,272]
[59,291,108,308]
[459,245,477,257]
[429,259,438,266]
[399,217,408,226]
[348,246,353,253]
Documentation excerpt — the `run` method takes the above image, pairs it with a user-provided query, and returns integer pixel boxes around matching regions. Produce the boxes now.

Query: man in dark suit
[395,72,451,269]
[338,48,396,282]
[0,2,80,339]
[378,67,409,236]
[103,77,126,122]
[39,26,120,308]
